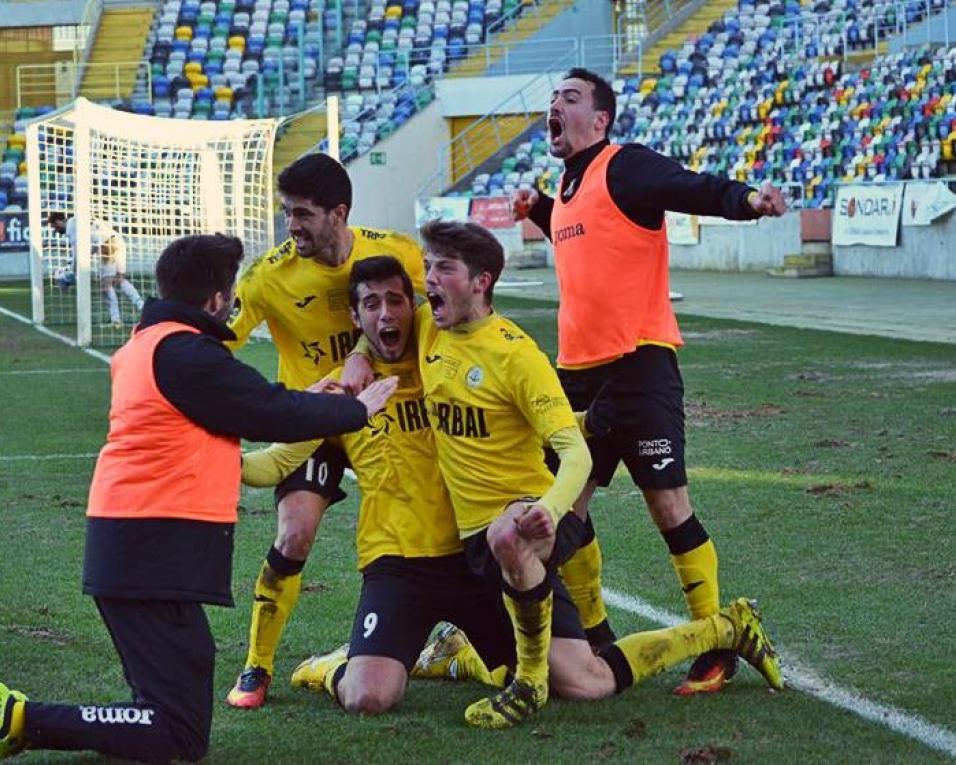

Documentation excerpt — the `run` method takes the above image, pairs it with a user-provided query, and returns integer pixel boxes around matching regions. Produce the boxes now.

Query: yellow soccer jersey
[228,227,425,389]
[416,305,578,536]
[242,359,462,570]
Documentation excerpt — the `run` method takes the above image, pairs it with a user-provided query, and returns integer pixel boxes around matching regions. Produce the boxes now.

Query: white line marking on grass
[0,306,112,365]
[603,587,956,759]
[0,367,106,376]
[0,453,98,462]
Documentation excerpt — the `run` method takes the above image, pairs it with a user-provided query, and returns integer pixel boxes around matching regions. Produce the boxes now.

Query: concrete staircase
[620,0,738,77]
[768,242,834,278]
[80,7,155,101]
[448,0,577,77]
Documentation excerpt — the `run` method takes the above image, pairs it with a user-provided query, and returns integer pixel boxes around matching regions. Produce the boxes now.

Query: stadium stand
[464,1,956,208]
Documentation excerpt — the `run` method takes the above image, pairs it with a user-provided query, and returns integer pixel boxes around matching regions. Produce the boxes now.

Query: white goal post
[26,97,279,347]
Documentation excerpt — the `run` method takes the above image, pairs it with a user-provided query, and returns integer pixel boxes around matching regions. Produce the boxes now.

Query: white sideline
[0,306,112,365]
[0,453,98,461]
[4,307,954,758]
[0,367,106,376]
[602,587,956,759]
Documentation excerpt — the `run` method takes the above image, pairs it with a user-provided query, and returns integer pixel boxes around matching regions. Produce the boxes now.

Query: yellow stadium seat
[385,5,402,18]
[214,85,233,101]
[7,134,25,150]
[185,61,203,76]
[175,25,193,41]
[228,35,246,50]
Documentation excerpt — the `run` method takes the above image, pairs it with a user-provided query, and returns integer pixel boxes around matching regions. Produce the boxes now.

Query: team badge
[465,365,484,388]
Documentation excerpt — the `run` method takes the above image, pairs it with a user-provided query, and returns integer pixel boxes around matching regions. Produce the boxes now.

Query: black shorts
[461,514,588,641]
[274,441,349,508]
[555,344,687,490]
[347,554,516,673]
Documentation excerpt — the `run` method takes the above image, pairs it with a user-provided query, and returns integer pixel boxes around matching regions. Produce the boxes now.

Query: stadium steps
[447,0,578,78]
[80,7,156,101]
[273,111,328,179]
[619,0,738,77]
[768,242,834,278]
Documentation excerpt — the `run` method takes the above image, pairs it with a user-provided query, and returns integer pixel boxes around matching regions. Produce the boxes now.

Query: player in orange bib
[513,67,787,695]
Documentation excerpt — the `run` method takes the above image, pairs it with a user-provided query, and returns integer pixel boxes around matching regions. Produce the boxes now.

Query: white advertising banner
[414,196,471,227]
[832,184,903,247]
[902,181,956,226]
[665,212,700,245]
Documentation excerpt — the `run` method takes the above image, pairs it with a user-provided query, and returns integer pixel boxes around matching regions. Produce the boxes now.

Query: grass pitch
[1,293,954,764]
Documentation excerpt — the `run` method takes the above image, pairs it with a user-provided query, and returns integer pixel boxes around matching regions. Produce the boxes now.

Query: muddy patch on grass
[6,624,73,645]
[680,744,733,764]
[927,450,956,463]
[806,480,873,497]
[686,400,786,425]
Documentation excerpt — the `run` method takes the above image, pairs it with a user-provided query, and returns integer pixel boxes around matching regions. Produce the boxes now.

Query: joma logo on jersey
[394,397,430,433]
[554,222,585,243]
[431,402,490,438]
[359,229,387,241]
[80,706,155,726]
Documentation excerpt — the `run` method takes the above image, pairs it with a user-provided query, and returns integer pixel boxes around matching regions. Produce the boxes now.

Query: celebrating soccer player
[512,68,787,695]
[224,154,427,709]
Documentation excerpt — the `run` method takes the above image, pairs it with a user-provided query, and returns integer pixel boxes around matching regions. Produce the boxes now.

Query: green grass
[2,294,955,764]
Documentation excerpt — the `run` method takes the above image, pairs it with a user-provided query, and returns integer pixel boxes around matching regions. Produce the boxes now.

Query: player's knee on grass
[275,491,329,559]
[547,637,616,701]
[340,657,407,715]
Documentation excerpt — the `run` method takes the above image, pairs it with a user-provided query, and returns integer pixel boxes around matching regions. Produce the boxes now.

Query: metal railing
[417,48,580,199]
[16,61,152,109]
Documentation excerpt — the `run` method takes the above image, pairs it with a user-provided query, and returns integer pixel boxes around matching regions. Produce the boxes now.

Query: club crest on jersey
[368,412,395,436]
[465,365,484,388]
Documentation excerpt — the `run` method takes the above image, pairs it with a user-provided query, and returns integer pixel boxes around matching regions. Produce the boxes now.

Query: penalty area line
[602,587,956,760]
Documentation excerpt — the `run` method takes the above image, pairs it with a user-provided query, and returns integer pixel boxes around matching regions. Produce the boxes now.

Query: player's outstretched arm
[340,338,375,393]
[242,440,320,487]
[356,375,398,416]
[748,181,788,217]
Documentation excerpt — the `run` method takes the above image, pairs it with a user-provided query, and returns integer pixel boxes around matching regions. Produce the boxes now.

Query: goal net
[26,97,278,348]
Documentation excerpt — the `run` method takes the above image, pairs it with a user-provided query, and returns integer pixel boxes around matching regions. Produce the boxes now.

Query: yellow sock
[323,659,348,699]
[452,644,509,688]
[670,538,720,620]
[10,699,25,738]
[245,560,302,676]
[612,614,731,687]
[502,587,553,689]
[559,536,609,631]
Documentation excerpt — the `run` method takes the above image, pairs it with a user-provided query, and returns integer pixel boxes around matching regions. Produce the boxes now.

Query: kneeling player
[241,256,516,713]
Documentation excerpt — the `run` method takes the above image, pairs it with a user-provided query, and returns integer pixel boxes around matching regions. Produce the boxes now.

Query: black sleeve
[153,333,369,443]
[528,193,555,242]
[608,144,760,230]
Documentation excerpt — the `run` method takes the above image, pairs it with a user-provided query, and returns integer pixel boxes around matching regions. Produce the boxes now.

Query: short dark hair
[419,220,504,305]
[47,211,67,225]
[155,234,244,307]
[563,67,616,138]
[348,255,414,311]
[277,153,353,212]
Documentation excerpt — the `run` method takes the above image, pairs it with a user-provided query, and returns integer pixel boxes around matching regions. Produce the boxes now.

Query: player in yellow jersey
[238,255,516,713]
[225,154,426,709]
[345,221,783,730]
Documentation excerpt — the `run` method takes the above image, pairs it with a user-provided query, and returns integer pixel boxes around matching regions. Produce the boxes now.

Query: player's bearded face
[353,276,414,362]
[280,194,337,259]
[424,253,485,329]
[549,78,606,159]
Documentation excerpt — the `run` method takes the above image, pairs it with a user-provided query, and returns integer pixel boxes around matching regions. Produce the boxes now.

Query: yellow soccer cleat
[464,679,547,730]
[0,682,27,759]
[290,644,349,696]
[721,598,784,691]
[413,623,474,680]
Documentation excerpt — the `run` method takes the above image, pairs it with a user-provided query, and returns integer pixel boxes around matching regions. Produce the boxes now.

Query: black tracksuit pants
[22,597,215,764]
